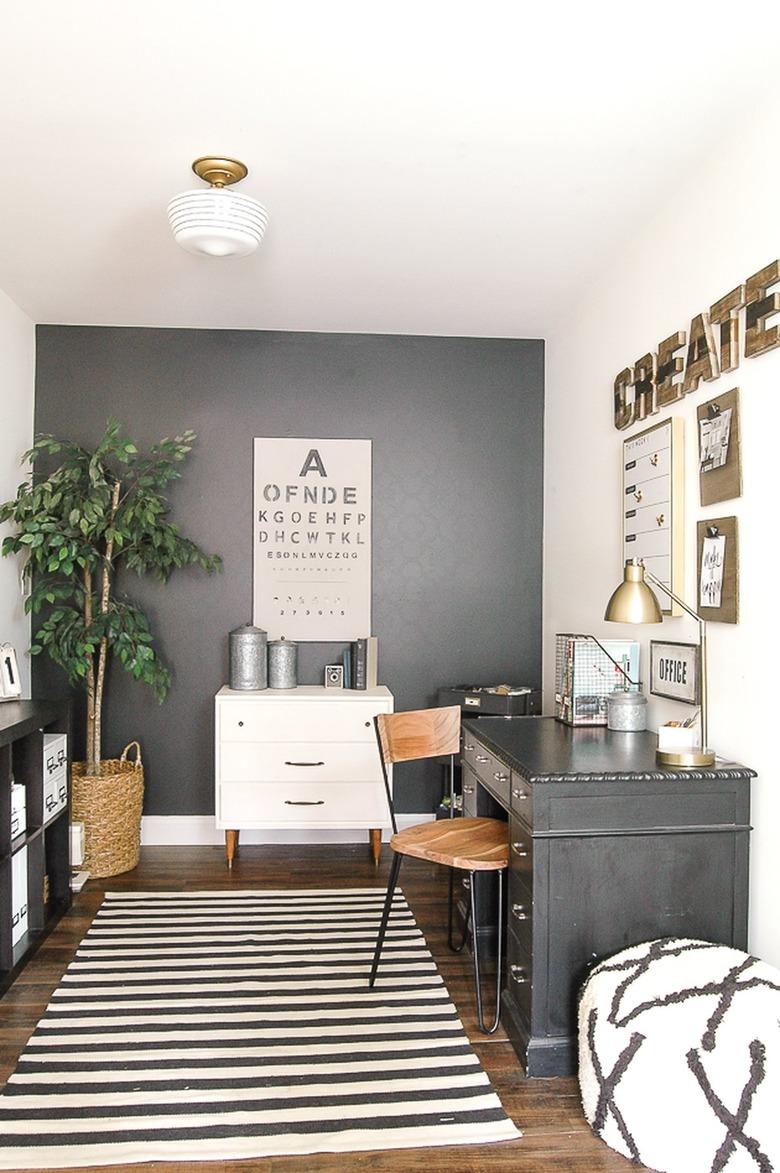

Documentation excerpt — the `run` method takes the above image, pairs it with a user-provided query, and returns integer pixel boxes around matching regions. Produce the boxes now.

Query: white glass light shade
[167,187,268,257]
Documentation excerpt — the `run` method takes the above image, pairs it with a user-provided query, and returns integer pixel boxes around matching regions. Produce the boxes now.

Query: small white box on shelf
[10,783,26,839]
[43,732,68,823]
[11,846,29,947]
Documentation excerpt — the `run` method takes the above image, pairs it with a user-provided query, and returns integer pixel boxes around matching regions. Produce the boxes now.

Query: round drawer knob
[464,743,475,751]
[493,772,509,783]
[512,788,528,800]
[365,721,371,727]
[475,754,489,763]
[463,785,475,795]
[238,721,244,727]
[512,903,530,920]
[511,965,529,984]
[512,842,529,857]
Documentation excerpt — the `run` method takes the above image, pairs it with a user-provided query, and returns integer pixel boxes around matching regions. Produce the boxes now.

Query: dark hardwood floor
[0,844,648,1172]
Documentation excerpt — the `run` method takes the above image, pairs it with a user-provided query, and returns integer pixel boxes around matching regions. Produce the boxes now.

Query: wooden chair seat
[390,817,509,871]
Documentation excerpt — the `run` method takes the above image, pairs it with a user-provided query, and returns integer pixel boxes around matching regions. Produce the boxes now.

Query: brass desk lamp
[604,558,715,768]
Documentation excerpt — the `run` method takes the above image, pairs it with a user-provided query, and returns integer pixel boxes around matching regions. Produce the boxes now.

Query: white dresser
[214,685,394,865]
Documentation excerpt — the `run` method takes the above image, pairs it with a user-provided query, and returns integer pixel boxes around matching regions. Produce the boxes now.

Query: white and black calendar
[622,417,684,615]
[253,437,372,641]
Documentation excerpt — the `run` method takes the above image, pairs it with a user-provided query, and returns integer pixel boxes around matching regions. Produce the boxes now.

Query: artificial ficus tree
[0,421,221,769]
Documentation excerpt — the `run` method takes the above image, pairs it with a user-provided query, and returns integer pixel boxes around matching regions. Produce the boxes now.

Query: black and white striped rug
[0,888,520,1168]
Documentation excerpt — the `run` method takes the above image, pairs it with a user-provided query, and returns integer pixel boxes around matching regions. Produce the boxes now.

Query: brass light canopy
[191,156,249,188]
[605,558,716,770]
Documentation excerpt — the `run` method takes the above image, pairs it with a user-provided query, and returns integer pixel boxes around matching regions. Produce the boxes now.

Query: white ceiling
[2,1,778,337]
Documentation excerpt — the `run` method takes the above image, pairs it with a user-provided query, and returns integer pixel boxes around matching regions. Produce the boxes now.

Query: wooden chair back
[375,705,461,766]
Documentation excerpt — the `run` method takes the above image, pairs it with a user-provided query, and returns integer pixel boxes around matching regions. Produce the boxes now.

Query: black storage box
[437,685,542,717]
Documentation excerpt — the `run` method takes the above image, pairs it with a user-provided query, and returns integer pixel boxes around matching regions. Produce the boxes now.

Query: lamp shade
[604,559,663,624]
[167,187,269,257]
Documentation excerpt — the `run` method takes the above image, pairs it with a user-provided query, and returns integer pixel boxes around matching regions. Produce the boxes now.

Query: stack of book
[342,636,378,689]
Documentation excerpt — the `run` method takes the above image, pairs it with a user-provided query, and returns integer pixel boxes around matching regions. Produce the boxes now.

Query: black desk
[461,716,754,1076]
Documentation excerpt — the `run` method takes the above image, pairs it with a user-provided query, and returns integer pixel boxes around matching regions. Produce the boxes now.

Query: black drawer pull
[511,965,529,984]
[512,903,530,920]
[512,842,529,857]
[284,799,325,806]
[284,761,325,767]
[475,754,489,763]
[512,787,529,801]
[493,771,509,784]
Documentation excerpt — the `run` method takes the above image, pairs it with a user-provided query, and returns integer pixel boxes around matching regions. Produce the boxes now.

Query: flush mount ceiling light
[167,156,269,257]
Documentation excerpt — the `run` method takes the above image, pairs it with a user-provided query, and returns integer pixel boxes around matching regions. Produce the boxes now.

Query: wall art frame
[697,387,742,506]
[649,639,700,705]
[696,516,739,624]
[622,416,684,616]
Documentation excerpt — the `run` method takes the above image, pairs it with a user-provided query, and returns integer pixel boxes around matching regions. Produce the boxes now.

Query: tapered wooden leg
[225,830,239,869]
[369,828,382,865]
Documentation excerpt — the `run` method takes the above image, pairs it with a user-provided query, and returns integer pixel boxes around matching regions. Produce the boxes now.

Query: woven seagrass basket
[71,741,144,878]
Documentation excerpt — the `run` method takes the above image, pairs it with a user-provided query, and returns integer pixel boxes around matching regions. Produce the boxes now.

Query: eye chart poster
[253,438,372,641]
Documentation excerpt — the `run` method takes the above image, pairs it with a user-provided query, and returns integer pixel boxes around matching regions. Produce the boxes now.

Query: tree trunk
[83,566,97,771]
[93,482,120,765]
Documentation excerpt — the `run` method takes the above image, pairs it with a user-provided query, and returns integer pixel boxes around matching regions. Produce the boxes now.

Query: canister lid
[607,689,646,705]
[230,623,267,636]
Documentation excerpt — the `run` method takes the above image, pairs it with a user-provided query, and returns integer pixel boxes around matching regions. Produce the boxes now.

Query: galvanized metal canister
[267,640,298,689]
[229,624,268,690]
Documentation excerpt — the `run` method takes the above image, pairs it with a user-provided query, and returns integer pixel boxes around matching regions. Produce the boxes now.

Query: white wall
[544,105,779,965]
[0,286,35,694]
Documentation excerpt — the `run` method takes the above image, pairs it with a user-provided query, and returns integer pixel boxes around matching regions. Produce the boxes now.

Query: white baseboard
[140,813,434,847]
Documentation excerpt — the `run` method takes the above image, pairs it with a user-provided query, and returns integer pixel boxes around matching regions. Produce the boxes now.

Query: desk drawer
[508,872,533,954]
[510,773,533,826]
[509,818,533,882]
[219,701,383,744]
[506,929,533,1026]
[461,739,511,807]
[219,780,389,826]
[461,762,479,818]
[220,741,380,783]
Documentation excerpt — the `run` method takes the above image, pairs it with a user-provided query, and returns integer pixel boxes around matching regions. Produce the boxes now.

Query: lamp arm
[643,569,709,751]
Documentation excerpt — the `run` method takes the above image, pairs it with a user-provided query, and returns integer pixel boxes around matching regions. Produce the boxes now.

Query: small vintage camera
[324,664,344,688]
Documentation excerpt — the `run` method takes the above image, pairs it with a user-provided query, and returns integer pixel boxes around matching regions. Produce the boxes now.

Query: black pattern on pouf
[578,938,780,1172]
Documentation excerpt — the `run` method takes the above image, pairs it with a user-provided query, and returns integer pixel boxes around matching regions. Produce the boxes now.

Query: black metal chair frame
[367,717,504,1034]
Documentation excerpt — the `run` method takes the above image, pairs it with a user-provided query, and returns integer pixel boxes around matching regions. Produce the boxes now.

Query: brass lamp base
[656,746,716,769]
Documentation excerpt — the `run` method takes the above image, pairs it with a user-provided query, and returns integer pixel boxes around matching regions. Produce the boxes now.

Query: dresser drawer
[218,700,384,744]
[218,780,390,827]
[219,741,381,783]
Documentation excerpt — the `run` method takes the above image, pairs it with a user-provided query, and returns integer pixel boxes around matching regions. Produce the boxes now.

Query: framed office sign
[649,640,700,705]
[253,437,372,641]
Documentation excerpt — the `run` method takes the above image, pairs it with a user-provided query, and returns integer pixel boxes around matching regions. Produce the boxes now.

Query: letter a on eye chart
[253,437,372,641]
[700,533,726,609]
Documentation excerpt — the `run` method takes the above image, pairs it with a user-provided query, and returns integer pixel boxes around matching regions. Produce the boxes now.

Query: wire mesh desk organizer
[554,634,640,726]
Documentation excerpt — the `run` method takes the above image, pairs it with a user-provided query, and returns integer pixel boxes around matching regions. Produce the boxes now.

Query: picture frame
[622,417,684,616]
[697,387,742,506]
[0,643,22,700]
[649,640,700,705]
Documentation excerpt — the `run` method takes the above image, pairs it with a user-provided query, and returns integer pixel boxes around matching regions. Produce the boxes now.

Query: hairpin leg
[368,851,403,988]
[448,869,471,952]
[470,869,504,1034]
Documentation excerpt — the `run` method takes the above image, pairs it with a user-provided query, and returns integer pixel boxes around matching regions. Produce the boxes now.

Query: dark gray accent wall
[33,327,544,814]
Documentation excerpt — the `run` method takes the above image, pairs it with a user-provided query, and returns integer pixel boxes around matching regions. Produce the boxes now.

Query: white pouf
[578,938,780,1173]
